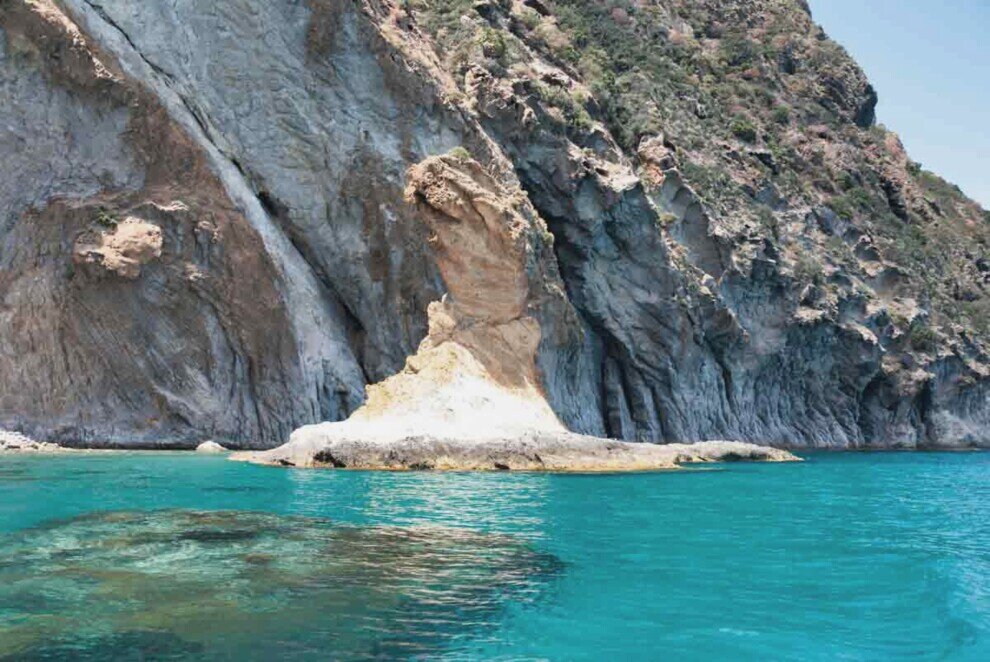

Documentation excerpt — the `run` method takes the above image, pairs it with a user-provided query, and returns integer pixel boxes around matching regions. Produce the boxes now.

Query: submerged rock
[0,510,561,659]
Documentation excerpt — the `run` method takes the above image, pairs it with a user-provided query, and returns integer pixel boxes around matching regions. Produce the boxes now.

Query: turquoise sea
[0,452,987,660]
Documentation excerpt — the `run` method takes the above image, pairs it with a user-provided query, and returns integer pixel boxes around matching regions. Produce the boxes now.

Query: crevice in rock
[648,385,671,443]
[713,356,736,410]
[313,449,347,468]
[255,188,372,389]
[55,0,369,441]
[79,1,164,73]
[540,206,667,442]
[601,352,635,440]
[916,378,934,448]
[856,371,888,446]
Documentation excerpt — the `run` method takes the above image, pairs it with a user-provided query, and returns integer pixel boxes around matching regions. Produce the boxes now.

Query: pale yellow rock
[73,217,163,279]
[233,156,801,472]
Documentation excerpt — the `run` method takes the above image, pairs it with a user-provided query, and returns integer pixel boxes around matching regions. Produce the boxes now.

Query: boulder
[0,430,62,453]
[196,441,230,454]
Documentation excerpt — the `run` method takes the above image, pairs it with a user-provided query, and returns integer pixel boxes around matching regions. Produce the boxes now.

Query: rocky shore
[0,1,987,451]
[0,431,64,454]
[232,436,798,472]
[230,154,799,473]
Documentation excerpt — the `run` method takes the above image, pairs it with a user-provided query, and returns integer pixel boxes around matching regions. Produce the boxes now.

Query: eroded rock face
[0,0,452,447]
[257,154,576,454]
[73,217,163,279]
[0,0,987,449]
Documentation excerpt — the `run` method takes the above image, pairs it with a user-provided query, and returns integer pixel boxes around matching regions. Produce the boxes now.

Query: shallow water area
[0,451,988,660]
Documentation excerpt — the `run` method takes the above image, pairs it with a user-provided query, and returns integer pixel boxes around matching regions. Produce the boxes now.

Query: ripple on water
[0,466,33,483]
[0,510,562,660]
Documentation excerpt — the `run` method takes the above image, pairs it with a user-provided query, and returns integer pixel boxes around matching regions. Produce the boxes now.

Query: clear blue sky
[808,0,989,209]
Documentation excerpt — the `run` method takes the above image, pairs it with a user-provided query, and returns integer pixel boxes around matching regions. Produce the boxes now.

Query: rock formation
[233,153,798,468]
[235,436,797,472]
[195,440,229,454]
[0,429,62,452]
[1,0,987,450]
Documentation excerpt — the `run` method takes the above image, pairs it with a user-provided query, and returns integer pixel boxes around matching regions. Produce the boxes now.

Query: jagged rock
[73,217,163,279]
[749,148,779,175]
[473,1,499,22]
[0,430,62,452]
[881,175,910,221]
[811,206,843,235]
[523,0,551,17]
[855,84,879,128]
[234,436,799,472]
[0,0,987,453]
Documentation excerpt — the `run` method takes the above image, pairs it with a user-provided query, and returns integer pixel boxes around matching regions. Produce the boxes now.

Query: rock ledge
[232,435,799,472]
[0,431,64,453]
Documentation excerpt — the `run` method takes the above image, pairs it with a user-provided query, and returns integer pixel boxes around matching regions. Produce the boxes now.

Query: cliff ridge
[0,0,986,450]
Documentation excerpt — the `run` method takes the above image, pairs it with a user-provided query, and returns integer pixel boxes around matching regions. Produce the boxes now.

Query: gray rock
[0,0,986,453]
[233,435,799,472]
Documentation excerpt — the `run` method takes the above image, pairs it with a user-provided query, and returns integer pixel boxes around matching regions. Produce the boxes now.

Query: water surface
[0,452,987,660]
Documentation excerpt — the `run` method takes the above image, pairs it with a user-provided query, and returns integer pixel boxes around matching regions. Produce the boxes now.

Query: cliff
[0,0,987,450]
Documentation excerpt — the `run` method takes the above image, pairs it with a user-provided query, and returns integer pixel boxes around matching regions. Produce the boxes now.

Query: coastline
[230,435,800,472]
[7,427,984,467]
[0,431,66,454]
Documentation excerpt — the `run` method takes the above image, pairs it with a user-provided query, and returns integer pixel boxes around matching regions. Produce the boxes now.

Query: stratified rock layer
[0,0,987,450]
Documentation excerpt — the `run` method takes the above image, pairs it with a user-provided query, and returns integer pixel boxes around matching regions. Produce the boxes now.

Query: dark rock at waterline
[235,436,799,472]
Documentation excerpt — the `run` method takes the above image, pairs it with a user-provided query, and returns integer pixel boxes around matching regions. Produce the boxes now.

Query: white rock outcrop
[195,441,229,454]
[0,430,62,453]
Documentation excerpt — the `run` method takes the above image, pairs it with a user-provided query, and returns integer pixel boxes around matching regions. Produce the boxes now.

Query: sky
[808,0,989,209]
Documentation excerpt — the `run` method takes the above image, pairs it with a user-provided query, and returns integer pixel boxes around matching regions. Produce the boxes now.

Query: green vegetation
[410,0,990,348]
[829,197,853,221]
[532,82,594,132]
[794,252,825,285]
[94,208,117,229]
[518,8,542,30]
[962,299,990,335]
[719,36,760,69]
[730,117,758,143]
[479,27,507,63]
[825,235,856,268]
[448,146,472,161]
[908,323,938,352]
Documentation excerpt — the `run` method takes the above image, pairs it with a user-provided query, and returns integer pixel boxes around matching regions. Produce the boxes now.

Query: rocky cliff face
[1,0,987,449]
